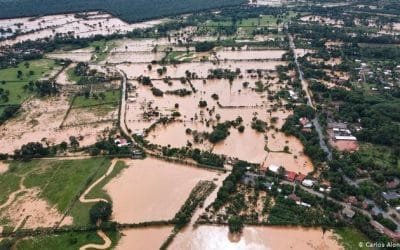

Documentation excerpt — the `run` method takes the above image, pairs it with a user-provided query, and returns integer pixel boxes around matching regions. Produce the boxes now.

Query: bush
[195,41,215,52]
[228,216,244,233]
[151,87,164,97]
[89,201,112,224]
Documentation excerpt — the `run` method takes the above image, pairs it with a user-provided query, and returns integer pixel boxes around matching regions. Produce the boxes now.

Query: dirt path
[79,159,117,203]
[79,159,117,250]
[80,228,112,250]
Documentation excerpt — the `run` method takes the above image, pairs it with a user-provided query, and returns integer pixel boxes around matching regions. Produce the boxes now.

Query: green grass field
[15,230,120,250]
[0,59,57,107]
[335,227,370,250]
[0,59,56,82]
[72,90,121,108]
[68,161,128,226]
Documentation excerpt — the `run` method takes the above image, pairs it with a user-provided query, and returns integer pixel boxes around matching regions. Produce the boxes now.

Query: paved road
[286,30,332,161]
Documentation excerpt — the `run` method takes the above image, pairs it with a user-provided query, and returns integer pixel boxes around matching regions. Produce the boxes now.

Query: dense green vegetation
[228,215,244,233]
[0,0,246,23]
[208,123,230,143]
[89,201,112,224]
[212,161,248,209]
[282,105,326,164]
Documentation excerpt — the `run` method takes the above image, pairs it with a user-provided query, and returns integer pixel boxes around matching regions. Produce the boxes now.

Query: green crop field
[72,89,120,108]
[0,0,246,23]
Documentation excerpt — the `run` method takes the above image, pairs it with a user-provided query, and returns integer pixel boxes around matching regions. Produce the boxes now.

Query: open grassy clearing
[335,227,369,250]
[14,230,120,250]
[72,90,121,108]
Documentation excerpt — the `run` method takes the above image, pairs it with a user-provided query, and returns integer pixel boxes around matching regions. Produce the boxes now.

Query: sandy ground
[2,188,72,230]
[105,157,220,223]
[0,162,9,174]
[170,226,342,250]
[0,96,113,154]
[0,173,72,230]
[116,227,173,250]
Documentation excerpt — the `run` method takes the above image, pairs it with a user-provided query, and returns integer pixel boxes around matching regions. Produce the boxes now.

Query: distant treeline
[0,0,246,23]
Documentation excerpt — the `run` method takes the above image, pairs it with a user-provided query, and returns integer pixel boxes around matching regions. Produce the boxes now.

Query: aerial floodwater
[0,0,398,249]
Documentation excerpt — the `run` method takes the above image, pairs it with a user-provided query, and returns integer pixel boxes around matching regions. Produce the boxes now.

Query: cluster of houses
[265,164,315,188]
[356,60,400,92]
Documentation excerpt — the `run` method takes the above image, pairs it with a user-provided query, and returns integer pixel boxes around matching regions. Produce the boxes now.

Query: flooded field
[300,15,343,26]
[118,60,286,79]
[46,49,93,62]
[0,12,165,47]
[215,49,286,60]
[0,96,113,154]
[117,227,173,250]
[171,225,342,250]
[105,157,221,223]
[212,128,267,163]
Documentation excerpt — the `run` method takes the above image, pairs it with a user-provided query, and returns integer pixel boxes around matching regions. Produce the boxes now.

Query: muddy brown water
[117,227,173,250]
[170,225,342,250]
[105,158,220,223]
